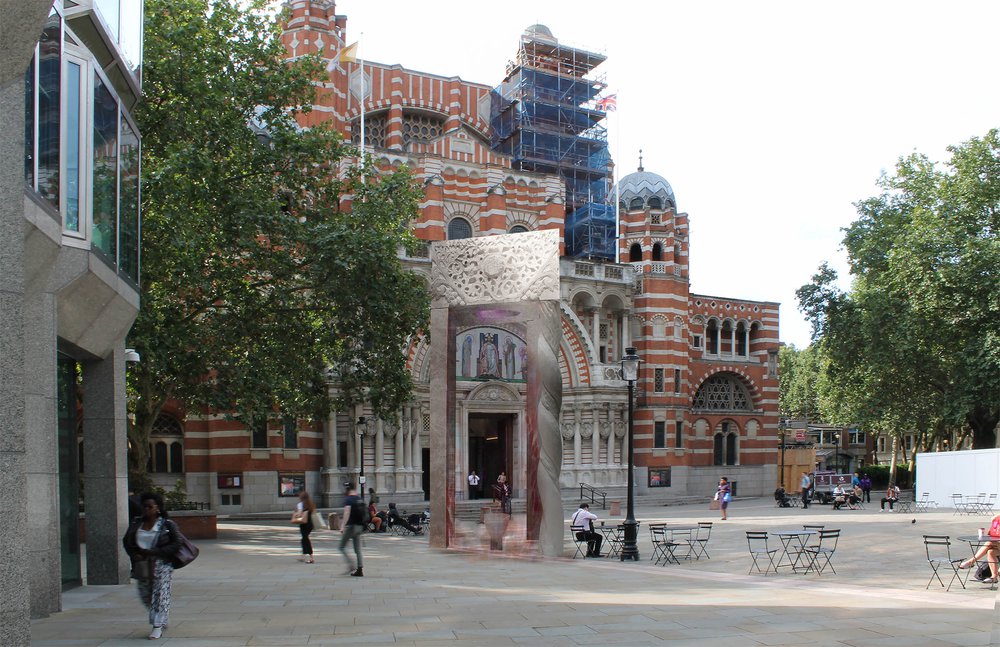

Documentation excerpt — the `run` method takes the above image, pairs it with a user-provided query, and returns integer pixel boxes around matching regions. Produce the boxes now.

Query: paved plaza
[31,500,1000,646]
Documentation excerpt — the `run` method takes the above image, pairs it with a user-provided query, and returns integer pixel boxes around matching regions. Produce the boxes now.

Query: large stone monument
[428,230,563,556]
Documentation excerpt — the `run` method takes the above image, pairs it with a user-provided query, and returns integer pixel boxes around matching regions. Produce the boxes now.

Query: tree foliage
[128,0,429,478]
[798,129,1000,453]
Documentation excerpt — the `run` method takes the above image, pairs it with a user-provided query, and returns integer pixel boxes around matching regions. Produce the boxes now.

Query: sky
[332,0,1000,348]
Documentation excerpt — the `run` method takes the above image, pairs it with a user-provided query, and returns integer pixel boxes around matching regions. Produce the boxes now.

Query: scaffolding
[490,28,616,260]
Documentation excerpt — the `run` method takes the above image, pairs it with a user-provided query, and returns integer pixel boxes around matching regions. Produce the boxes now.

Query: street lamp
[778,418,788,489]
[356,416,367,505]
[620,347,641,561]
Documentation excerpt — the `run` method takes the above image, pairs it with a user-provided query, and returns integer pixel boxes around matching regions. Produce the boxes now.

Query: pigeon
[911,519,916,524]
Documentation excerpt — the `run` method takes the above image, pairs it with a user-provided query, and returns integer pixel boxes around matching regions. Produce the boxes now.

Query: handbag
[171,528,200,569]
[291,510,307,524]
[723,492,732,503]
[131,557,153,580]
[311,511,327,529]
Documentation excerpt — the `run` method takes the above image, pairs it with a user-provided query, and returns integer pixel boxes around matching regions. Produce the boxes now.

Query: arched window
[150,413,184,473]
[170,442,184,473]
[736,322,748,356]
[693,374,753,411]
[706,319,719,354]
[652,242,663,261]
[648,197,662,210]
[629,243,642,262]
[448,217,472,240]
[508,224,529,234]
[629,197,643,210]
[153,442,168,473]
[713,421,739,465]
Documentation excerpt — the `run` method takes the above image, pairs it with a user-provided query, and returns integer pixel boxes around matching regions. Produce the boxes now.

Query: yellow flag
[339,41,358,63]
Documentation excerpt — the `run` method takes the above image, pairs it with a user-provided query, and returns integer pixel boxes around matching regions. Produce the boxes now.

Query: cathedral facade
[171,1,780,511]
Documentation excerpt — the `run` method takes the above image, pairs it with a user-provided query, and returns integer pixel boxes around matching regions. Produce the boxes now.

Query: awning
[815,449,835,458]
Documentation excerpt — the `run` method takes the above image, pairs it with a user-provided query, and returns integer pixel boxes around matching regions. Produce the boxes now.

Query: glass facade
[95,0,144,80]
[57,356,81,589]
[37,11,62,208]
[65,61,82,232]
[119,117,139,279]
[24,59,34,187]
[92,73,118,260]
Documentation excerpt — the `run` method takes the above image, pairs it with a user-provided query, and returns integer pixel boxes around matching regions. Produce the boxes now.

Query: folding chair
[569,525,588,559]
[746,531,777,575]
[803,529,840,575]
[952,494,968,515]
[690,522,712,560]
[923,535,966,591]
[983,494,997,515]
[649,525,679,565]
[914,493,935,513]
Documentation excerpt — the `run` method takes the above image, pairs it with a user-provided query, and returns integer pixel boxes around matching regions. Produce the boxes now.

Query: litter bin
[327,512,340,530]
[609,500,621,517]
[730,481,738,498]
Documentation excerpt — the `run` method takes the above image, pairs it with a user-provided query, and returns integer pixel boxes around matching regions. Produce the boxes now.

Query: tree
[778,344,822,421]
[798,130,1000,469]
[128,0,429,481]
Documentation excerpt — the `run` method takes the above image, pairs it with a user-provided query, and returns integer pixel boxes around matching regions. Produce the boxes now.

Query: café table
[596,522,624,559]
[956,535,1000,590]
[661,525,700,561]
[772,529,817,573]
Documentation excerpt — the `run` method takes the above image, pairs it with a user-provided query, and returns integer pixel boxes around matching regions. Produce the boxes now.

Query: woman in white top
[122,492,181,640]
[293,491,317,563]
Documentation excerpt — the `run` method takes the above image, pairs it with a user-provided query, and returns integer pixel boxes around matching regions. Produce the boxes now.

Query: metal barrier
[579,483,607,510]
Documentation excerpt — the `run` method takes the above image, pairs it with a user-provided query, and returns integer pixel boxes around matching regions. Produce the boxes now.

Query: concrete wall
[916,448,1000,507]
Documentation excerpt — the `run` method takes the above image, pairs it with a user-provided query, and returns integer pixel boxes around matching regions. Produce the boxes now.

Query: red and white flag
[596,93,617,111]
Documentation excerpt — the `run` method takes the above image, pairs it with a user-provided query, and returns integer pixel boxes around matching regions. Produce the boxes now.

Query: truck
[810,471,853,504]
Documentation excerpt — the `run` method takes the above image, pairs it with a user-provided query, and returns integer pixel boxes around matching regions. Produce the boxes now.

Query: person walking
[292,490,316,563]
[800,472,812,509]
[860,473,872,503]
[122,492,181,640]
[339,483,365,577]
[717,477,732,520]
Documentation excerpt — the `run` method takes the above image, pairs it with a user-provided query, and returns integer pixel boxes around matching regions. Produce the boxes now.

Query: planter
[78,509,217,542]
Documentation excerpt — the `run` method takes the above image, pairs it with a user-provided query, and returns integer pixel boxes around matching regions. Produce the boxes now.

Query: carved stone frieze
[561,423,574,440]
[580,422,594,440]
[599,421,611,439]
[430,230,560,307]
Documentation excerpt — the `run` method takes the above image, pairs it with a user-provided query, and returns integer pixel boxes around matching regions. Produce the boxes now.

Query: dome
[615,169,676,211]
[523,24,555,41]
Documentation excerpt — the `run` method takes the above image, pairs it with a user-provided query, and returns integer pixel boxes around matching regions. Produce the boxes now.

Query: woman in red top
[960,514,1000,583]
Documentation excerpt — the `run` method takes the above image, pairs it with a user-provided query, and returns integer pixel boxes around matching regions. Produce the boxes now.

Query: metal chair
[803,529,840,575]
[746,531,777,575]
[914,493,936,513]
[922,535,966,591]
[649,525,679,565]
[569,525,588,559]
[690,522,712,560]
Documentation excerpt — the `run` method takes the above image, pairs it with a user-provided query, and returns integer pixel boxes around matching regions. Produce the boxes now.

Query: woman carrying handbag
[292,490,317,563]
[716,476,732,521]
[122,492,181,640]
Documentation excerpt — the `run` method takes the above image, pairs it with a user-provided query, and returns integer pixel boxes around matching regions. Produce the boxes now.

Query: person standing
[468,470,481,499]
[570,503,603,557]
[122,492,181,640]
[339,483,365,576]
[800,472,812,509]
[292,490,316,563]
[860,473,872,503]
[717,477,732,520]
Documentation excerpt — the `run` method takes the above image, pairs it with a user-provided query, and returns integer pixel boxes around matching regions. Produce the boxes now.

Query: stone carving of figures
[478,332,501,378]
[503,336,516,379]
[461,334,473,377]
[518,345,528,380]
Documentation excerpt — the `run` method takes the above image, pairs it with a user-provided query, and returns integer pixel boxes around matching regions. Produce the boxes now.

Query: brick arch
[560,305,593,388]
[690,367,763,408]
[406,332,431,384]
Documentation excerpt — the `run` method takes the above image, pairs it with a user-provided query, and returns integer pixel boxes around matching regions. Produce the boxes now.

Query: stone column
[730,326,736,357]
[621,311,630,356]
[82,343,130,585]
[591,406,601,467]
[324,408,338,469]
[395,409,404,491]
[590,307,600,358]
[573,406,581,469]
[606,407,615,469]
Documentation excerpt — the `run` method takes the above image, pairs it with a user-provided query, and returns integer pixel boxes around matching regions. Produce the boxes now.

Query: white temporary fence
[916,448,1000,508]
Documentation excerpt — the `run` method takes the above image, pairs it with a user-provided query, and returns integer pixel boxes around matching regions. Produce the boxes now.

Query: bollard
[609,500,621,517]
[327,512,340,530]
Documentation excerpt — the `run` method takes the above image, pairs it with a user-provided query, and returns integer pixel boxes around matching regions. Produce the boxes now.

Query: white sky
[333,0,1000,348]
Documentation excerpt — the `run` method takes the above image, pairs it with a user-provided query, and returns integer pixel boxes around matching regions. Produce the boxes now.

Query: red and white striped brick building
[167,0,780,511]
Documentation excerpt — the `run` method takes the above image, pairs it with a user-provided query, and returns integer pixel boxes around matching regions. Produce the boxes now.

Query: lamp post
[620,347,641,561]
[778,418,788,489]
[356,417,367,505]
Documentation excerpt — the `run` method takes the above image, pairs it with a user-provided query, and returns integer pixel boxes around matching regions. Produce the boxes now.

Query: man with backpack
[339,483,367,577]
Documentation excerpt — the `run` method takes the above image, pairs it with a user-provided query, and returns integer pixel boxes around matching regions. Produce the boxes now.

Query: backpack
[351,498,370,526]
[974,562,993,582]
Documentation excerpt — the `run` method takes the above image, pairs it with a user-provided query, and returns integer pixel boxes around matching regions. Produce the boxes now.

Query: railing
[579,483,607,510]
